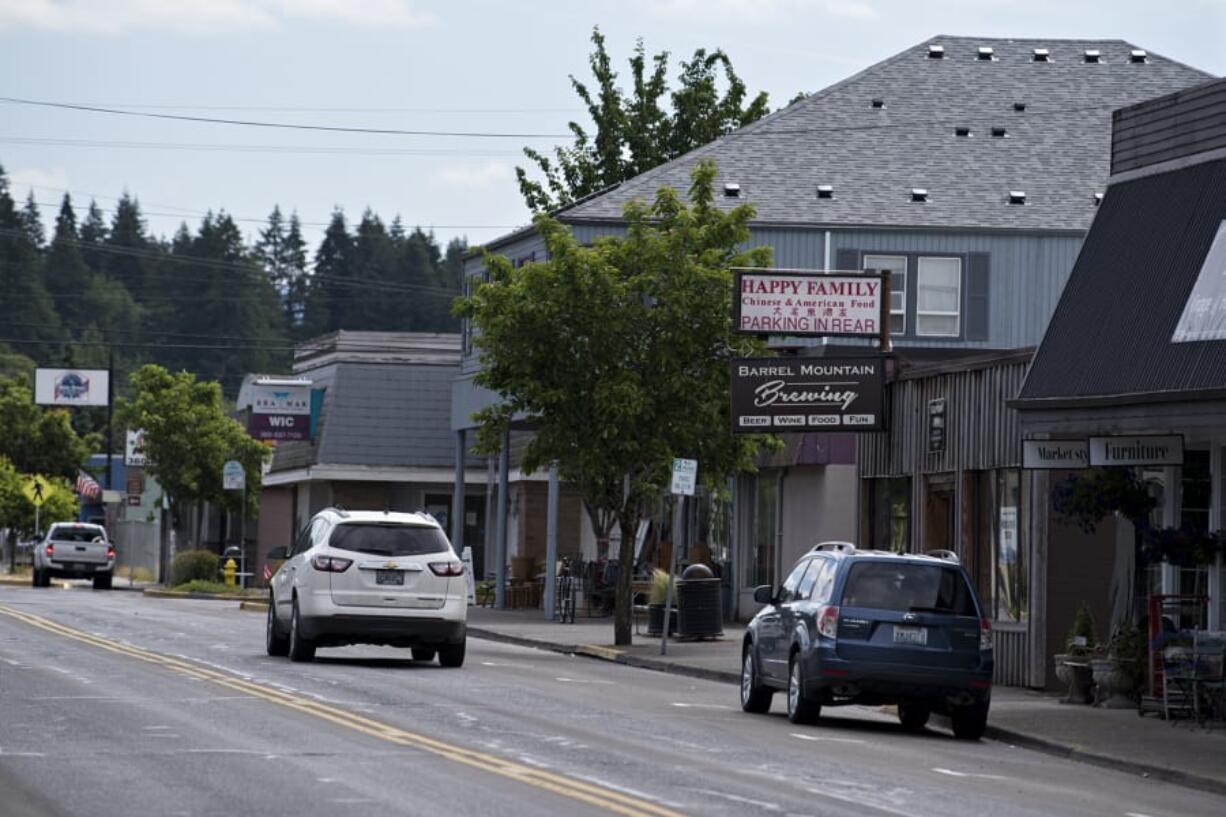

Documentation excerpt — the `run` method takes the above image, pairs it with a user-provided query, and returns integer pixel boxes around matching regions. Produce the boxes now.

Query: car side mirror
[267,546,288,561]
[753,585,774,605]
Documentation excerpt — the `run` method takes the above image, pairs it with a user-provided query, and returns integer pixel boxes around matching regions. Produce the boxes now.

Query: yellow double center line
[0,604,686,817]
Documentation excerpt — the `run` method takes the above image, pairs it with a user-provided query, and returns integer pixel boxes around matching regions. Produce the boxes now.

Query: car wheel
[287,599,316,663]
[438,640,465,668]
[786,653,820,725]
[951,701,989,741]
[93,573,112,590]
[266,598,289,657]
[740,647,773,714]
[411,647,436,662]
[898,703,930,732]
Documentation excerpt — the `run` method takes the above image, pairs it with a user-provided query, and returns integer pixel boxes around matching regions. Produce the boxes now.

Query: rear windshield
[840,562,977,616]
[49,526,106,543]
[328,523,450,557]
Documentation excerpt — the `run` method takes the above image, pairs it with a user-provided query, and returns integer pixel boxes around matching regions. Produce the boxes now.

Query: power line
[0,96,574,139]
[39,102,584,114]
[22,190,521,231]
[0,135,524,158]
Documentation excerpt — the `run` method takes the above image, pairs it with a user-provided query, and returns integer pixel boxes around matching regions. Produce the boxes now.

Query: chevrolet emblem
[383,561,398,570]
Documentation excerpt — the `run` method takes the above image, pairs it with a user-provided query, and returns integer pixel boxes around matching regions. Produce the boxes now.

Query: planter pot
[1091,657,1138,709]
[1058,654,1094,704]
[646,604,678,637]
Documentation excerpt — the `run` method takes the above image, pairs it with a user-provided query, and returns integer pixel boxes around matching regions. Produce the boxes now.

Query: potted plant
[645,569,678,637]
[1092,620,1145,708]
[1057,602,1097,704]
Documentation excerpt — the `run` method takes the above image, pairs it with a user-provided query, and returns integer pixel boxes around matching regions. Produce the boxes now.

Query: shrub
[172,579,253,595]
[171,549,219,586]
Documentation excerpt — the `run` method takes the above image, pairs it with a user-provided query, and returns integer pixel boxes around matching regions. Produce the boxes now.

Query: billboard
[733,269,885,337]
[35,368,110,407]
[730,357,885,433]
[247,382,311,441]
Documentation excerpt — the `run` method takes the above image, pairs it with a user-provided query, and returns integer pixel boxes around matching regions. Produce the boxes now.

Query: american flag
[75,470,102,500]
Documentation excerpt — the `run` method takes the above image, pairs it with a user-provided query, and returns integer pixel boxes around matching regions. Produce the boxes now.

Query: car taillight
[817,604,840,639]
[106,545,115,559]
[428,561,464,577]
[980,617,993,650]
[45,544,54,557]
[311,555,352,572]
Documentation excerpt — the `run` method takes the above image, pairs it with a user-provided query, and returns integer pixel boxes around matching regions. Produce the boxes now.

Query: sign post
[662,458,697,656]
[21,476,53,570]
[223,460,247,585]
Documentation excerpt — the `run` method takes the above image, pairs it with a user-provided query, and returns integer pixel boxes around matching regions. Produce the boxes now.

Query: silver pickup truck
[32,522,115,589]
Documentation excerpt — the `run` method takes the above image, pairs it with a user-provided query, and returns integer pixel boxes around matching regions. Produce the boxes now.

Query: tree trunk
[613,513,637,646]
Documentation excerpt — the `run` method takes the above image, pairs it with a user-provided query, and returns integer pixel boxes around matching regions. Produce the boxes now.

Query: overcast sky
[1,0,1223,252]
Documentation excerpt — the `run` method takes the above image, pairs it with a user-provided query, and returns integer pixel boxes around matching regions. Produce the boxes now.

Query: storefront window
[1142,467,1166,597]
[868,477,910,553]
[1180,450,1211,601]
[748,472,779,588]
[993,469,1028,622]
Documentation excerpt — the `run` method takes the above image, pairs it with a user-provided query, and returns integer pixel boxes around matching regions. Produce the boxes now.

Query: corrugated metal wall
[859,356,1029,478]
[1112,79,1226,175]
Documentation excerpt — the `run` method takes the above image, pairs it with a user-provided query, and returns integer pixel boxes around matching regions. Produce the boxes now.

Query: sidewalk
[467,606,1226,796]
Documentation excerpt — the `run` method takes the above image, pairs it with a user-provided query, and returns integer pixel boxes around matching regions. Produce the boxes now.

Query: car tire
[31,567,43,588]
[898,703,930,732]
[786,653,820,725]
[951,701,989,741]
[266,598,290,657]
[438,640,465,668]
[411,648,436,662]
[93,573,112,590]
[287,599,316,663]
[740,647,773,714]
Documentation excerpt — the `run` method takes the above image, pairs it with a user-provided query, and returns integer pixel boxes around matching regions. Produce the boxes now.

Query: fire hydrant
[223,558,237,587]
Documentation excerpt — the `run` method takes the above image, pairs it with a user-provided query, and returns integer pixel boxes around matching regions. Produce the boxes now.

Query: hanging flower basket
[1138,527,1225,567]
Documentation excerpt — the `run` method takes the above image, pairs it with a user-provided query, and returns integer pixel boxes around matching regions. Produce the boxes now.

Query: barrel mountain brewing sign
[733,269,885,338]
[730,357,884,432]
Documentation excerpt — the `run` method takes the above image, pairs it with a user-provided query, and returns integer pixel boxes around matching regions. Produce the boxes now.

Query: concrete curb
[142,588,264,602]
[468,627,1226,797]
[239,600,270,612]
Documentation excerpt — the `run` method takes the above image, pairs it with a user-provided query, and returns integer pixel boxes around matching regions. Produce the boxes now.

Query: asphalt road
[1,586,1221,817]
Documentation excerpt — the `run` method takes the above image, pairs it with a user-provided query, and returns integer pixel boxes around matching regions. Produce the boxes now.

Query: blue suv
[740,542,993,739]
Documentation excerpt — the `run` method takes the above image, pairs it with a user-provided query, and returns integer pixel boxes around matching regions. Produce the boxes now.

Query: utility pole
[106,346,115,492]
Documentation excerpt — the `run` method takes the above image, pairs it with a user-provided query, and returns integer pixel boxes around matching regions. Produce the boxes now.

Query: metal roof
[555,36,1212,233]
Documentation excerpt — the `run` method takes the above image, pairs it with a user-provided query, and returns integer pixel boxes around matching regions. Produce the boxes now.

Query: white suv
[265,508,467,666]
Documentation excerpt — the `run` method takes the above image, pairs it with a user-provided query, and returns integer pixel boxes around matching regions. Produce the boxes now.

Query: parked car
[740,542,993,739]
[265,507,467,666]
[32,522,114,589]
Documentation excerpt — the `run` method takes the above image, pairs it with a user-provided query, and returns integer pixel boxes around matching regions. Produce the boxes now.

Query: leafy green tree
[117,365,270,543]
[517,28,770,213]
[458,160,775,644]
[0,457,78,540]
[0,376,98,477]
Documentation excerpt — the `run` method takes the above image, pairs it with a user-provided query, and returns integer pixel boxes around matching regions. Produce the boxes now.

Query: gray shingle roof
[557,36,1213,233]
[270,362,479,471]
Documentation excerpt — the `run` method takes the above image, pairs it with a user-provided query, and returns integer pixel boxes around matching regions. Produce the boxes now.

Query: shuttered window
[916,257,962,336]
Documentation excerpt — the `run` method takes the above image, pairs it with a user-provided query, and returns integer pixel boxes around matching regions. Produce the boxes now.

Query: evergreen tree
[20,190,45,248]
[78,199,109,273]
[303,209,352,337]
[255,206,308,333]
[0,165,60,345]
[351,209,401,331]
[44,194,94,327]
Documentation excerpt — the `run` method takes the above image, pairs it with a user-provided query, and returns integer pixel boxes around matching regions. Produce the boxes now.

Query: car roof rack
[924,549,959,563]
[811,541,856,554]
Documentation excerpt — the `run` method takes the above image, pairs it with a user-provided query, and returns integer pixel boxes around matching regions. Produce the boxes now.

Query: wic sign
[247,382,311,442]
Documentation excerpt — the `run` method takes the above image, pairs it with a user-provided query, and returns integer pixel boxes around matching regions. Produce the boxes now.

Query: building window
[993,469,1027,622]
[1179,450,1211,615]
[748,471,780,587]
[916,256,962,337]
[864,254,907,334]
[868,477,910,552]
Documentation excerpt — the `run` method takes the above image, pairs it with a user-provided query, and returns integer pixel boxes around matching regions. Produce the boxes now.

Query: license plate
[893,625,928,646]
[375,570,404,586]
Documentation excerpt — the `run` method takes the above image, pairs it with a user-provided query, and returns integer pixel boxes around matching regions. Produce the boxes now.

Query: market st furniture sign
[247,381,311,442]
[35,368,109,407]
[1089,435,1184,467]
[730,357,884,432]
[733,269,884,337]
[1022,439,1089,469]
